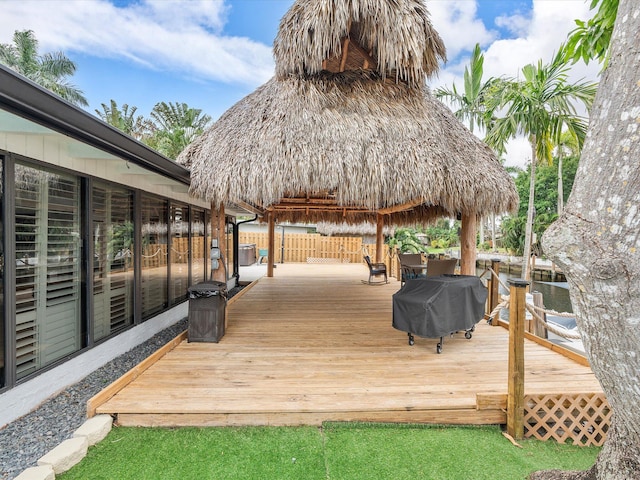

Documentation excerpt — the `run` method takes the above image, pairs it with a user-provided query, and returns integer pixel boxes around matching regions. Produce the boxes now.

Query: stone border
[14,415,113,479]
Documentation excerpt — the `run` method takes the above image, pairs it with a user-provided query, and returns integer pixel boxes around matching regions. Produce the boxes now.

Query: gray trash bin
[187,281,227,342]
[238,243,256,266]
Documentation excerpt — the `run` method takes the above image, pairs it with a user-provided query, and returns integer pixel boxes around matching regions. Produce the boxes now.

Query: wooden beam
[279,197,338,205]
[272,204,370,212]
[459,213,477,275]
[267,213,275,277]
[476,393,507,411]
[339,38,350,72]
[376,198,424,215]
[346,39,377,70]
[234,199,265,217]
[211,203,226,283]
[375,214,384,263]
[507,279,529,439]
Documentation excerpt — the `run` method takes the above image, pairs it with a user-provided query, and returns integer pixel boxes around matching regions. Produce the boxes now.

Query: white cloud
[430,0,601,168]
[427,0,497,60]
[1,0,603,169]
[0,0,274,87]
[495,13,530,38]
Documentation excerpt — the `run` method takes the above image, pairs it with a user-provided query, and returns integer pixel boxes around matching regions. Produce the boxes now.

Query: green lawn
[58,424,599,480]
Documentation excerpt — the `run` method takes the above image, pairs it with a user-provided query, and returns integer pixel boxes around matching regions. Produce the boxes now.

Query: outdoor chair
[399,253,425,286]
[363,255,388,284]
[426,258,458,277]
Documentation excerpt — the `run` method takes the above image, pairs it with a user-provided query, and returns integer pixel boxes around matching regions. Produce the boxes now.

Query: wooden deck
[93,264,603,427]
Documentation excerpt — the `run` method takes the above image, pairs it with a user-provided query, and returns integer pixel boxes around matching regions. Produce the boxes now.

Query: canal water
[477,268,573,314]
[477,268,584,352]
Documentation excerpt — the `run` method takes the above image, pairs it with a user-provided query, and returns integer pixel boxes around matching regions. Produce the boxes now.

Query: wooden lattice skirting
[524,393,611,446]
[306,257,351,264]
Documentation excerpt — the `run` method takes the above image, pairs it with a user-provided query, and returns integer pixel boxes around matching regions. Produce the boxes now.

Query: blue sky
[0,0,598,167]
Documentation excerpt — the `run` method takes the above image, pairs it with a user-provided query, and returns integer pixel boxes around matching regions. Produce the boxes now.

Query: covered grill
[392,275,487,353]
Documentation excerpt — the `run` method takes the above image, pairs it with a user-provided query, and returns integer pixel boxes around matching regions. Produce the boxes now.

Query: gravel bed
[0,286,243,480]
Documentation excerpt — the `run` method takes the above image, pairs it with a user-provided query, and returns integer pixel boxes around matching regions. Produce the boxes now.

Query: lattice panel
[306,257,350,264]
[524,393,611,446]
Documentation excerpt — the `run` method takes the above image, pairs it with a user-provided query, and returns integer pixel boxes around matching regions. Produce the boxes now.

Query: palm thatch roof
[273,0,446,86]
[316,221,394,237]
[178,0,517,226]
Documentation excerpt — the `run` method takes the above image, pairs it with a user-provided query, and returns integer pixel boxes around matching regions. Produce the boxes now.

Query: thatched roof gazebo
[178,0,517,277]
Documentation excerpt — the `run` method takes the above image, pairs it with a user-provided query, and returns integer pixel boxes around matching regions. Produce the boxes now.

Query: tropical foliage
[146,102,212,159]
[501,155,579,255]
[97,100,212,160]
[564,0,618,66]
[386,227,427,254]
[424,219,460,249]
[484,48,596,278]
[434,43,495,134]
[0,30,88,106]
[95,100,154,141]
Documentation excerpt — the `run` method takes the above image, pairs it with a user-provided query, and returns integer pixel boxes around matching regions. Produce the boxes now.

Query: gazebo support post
[459,213,477,275]
[375,214,385,264]
[267,213,275,277]
[210,203,226,283]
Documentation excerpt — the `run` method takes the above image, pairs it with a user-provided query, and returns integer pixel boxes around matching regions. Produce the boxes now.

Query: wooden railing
[494,269,610,446]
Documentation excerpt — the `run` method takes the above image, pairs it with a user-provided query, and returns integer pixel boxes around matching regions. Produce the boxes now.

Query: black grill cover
[392,275,487,338]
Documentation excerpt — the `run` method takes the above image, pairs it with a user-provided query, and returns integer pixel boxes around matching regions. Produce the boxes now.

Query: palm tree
[0,30,88,106]
[435,44,497,245]
[148,102,212,159]
[485,48,597,281]
[95,100,154,141]
[434,43,494,135]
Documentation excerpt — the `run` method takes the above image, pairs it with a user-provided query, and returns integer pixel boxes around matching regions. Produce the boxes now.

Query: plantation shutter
[93,184,134,341]
[15,166,81,378]
[15,172,41,377]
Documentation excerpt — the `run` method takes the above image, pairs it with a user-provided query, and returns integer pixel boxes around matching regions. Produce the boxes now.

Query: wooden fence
[137,234,401,277]
[239,232,399,275]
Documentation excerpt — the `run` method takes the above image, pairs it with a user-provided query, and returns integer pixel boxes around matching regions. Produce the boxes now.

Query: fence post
[507,278,529,440]
[532,291,547,338]
[267,214,275,277]
[375,215,384,264]
[489,258,501,325]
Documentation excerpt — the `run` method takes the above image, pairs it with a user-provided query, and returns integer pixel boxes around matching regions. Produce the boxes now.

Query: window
[141,194,168,318]
[92,183,134,341]
[15,163,82,379]
[190,209,206,286]
[0,157,4,387]
[170,203,189,303]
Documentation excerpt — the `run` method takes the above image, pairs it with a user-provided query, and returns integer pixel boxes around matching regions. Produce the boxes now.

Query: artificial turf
[58,423,599,480]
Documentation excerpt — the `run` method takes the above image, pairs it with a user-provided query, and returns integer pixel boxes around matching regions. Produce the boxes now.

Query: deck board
[95,263,603,427]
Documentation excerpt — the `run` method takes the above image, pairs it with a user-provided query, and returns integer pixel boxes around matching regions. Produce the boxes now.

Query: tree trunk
[540,1,640,478]
[522,139,537,281]
[557,151,564,216]
[491,213,497,252]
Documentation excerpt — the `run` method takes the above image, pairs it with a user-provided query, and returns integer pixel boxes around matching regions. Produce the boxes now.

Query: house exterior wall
[0,68,238,426]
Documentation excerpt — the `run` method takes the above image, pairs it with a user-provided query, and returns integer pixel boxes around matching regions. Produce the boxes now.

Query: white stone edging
[14,415,113,480]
